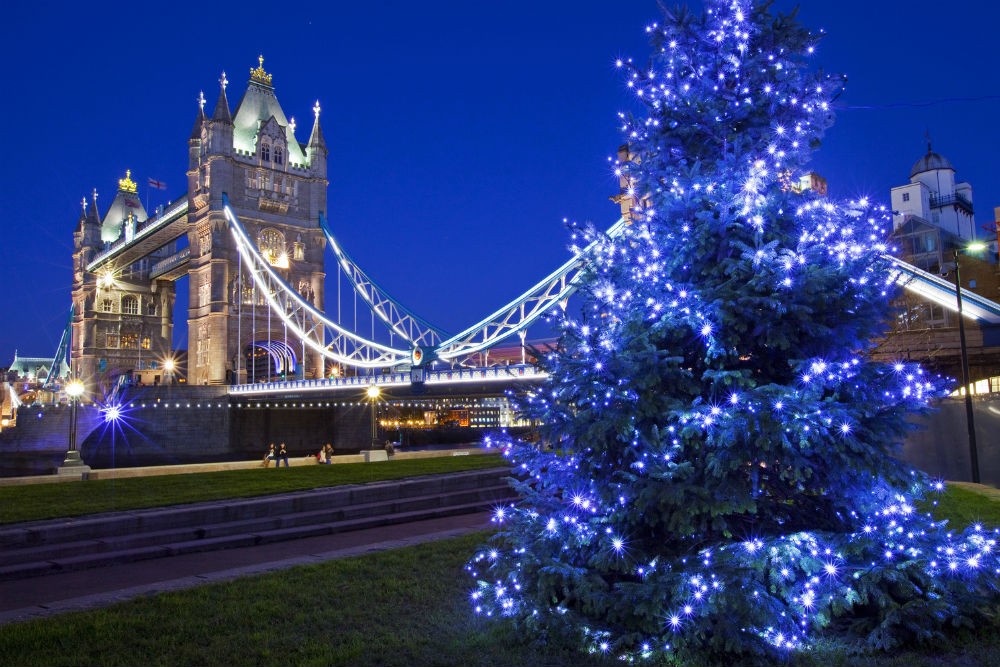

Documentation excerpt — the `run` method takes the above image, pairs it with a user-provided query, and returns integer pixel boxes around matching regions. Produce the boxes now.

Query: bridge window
[121,332,139,350]
[261,142,270,162]
[258,228,288,268]
[274,146,283,165]
[141,336,151,350]
[106,333,119,348]
[121,296,139,315]
[102,298,114,313]
[147,302,157,316]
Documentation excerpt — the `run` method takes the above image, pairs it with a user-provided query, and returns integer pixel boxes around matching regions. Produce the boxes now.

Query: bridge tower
[70,176,177,386]
[186,58,328,385]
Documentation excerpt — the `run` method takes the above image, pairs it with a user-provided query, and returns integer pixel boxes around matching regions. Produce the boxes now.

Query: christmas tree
[467,1,1000,663]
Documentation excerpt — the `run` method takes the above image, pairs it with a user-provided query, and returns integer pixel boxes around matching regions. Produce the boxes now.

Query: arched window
[102,298,114,313]
[147,302,157,316]
[274,146,283,165]
[257,228,288,268]
[261,142,270,162]
[121,295,139,315]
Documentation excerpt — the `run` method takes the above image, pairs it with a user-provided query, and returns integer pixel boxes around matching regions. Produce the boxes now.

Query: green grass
[0,532,611,667]
[2,482,999,666]
[0,455,504,525]
[2,526,999,667]
[918,483,1000,527]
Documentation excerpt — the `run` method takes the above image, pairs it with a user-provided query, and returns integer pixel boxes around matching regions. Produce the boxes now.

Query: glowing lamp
[66,379,85,399]
[163,358,176,372]
[366,385,381,399]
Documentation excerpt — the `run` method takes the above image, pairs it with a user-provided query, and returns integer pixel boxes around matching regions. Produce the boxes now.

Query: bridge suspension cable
[224,196,411,369]
[319,214,445,348]
[433,218,629,362]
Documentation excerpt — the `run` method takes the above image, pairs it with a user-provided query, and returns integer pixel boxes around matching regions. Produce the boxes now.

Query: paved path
[0,511,491,626]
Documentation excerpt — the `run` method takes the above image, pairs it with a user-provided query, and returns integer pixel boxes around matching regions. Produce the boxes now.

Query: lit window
[106,333,119,348]
[257,228,288,268]
[122,296,139,315]
[121,332,139,350]
[141,336,151,350]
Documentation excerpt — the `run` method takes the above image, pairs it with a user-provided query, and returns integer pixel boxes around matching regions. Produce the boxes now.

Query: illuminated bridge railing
[149,247,191,279]
[86,198,189,272]
[228,363,548,396]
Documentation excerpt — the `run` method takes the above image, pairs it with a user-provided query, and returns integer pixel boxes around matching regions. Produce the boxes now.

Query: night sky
[2,1,998,364]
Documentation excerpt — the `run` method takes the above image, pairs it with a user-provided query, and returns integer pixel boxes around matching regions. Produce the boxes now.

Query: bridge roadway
[229,362,548,396]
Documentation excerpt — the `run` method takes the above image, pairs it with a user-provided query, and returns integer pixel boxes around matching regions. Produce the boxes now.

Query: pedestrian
[324,443,333,464]
[262,443,275,467]
[277,442,289,467]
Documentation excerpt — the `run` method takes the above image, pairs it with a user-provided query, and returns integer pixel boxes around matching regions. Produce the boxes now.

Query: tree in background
[468,1,999,663]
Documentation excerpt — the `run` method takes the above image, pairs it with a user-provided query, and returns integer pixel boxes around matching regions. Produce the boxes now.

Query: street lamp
[163,357,176,385]
[58,378,91,475]
[367,384,381,449]
[952,241,986,484]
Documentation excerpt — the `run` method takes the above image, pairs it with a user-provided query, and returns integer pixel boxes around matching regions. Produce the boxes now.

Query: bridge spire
[212,71,232,124]
[308,99,327,171]
[190,91,207,139]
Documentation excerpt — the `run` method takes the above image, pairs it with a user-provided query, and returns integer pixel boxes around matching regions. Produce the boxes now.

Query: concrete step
[0,467,510,548]
[0,470,515,581]
[0,483,512,566]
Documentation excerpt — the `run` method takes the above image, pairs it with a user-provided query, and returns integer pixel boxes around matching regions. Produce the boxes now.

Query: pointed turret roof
[100,171,148,243]
[212,72,232,123]
[308,100,326,152]
[87,189,101,225]
[191,91,207,139]
[231,56,307,165]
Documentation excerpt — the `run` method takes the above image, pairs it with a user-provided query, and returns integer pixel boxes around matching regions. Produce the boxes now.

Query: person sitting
[262,443,275,467]
[323,443,333,464]
[276,443,289,468]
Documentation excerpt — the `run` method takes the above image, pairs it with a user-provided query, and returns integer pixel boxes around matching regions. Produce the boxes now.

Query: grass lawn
[0,454,504,525]
[0,484,998,666]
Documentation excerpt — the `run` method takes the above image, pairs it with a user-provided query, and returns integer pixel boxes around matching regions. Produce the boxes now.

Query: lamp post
[58,378,91,475]
[367,384,381,449]
[952,241,986,484]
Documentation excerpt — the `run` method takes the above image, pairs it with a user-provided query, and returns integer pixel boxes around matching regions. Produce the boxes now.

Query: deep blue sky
[2,1,998,363]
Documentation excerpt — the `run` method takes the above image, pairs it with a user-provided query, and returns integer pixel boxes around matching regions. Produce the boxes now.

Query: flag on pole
[147,178,167,190]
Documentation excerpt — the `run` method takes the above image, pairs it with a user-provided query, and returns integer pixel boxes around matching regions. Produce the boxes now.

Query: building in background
[877,145,1000,392]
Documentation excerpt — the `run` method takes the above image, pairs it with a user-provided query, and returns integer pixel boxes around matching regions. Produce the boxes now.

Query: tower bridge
[68,58,1000,402]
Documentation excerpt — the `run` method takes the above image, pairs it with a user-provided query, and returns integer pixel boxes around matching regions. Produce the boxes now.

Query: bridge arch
[244,340,297,383]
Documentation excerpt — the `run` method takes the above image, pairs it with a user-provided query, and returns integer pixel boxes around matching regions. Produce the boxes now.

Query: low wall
[901,395,1000,487]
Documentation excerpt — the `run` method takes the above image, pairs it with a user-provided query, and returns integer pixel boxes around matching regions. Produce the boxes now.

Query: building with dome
[878,144,1000,392]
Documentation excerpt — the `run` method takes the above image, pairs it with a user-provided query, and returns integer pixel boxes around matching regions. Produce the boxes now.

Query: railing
[929,192,973,214]
[87,199,189,271]
[149,247,191,279]
[228,363,548,395]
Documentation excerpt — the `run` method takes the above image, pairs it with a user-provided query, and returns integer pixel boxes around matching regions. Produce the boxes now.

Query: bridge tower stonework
[187,59,328,385]
[71,58,329,387]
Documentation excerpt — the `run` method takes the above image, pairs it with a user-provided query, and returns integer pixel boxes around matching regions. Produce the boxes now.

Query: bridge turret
[188,91,207,174]
[207,72,234,157]
[308,100,327,180]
